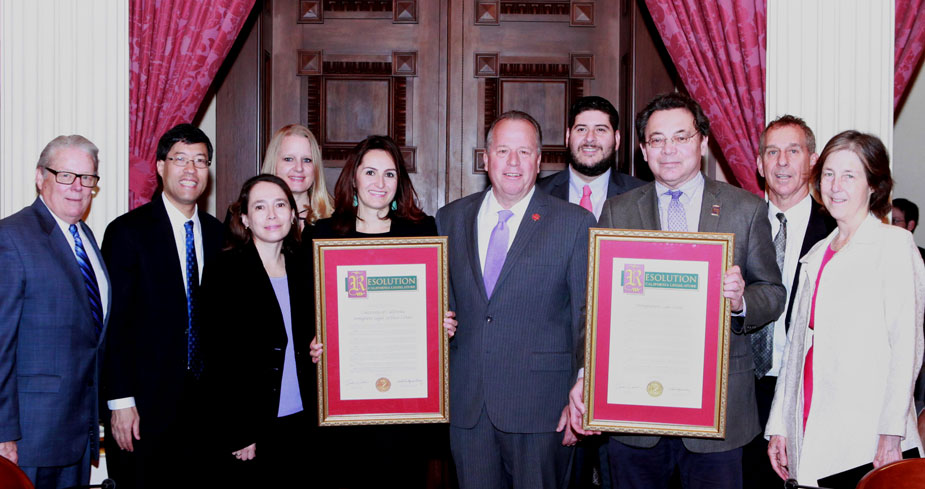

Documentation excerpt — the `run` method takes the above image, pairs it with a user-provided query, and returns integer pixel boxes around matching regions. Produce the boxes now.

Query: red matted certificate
[313,237,449,426]
[583,229,733,437]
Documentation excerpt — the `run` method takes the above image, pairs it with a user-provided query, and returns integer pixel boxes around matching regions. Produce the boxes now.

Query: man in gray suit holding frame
[568,93,785,489]
[436,111,596,488]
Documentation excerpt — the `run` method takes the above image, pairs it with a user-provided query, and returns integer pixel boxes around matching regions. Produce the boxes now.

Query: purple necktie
[666,190,687,232]
[483,209,514,297]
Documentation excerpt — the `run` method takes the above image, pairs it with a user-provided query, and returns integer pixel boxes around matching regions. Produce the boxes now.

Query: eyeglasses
[645,132,699,149]
[166,155,211,168]
[44,167,100,188]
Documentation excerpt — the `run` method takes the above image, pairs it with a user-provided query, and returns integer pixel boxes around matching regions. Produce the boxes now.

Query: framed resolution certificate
[583,229,733,437]
[313,237,449,426]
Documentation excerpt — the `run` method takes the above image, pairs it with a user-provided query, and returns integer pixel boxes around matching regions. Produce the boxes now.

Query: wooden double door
[215,0,677,216]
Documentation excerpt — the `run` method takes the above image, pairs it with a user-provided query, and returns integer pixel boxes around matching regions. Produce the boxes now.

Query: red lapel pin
[532,213,540,221]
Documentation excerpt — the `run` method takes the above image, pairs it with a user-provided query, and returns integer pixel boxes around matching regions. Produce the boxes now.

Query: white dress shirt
[477,187,535,274]
[765,194,812,377]
[567,167,611,220]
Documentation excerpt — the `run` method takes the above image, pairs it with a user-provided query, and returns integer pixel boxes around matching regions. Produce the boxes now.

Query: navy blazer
[536,167,645,205]
[101,196,224,437]
[599,178,786,453]
[0,198,110,466]
[436,189,596,433]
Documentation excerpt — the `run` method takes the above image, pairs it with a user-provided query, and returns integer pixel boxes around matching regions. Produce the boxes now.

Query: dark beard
[570,147,616,178]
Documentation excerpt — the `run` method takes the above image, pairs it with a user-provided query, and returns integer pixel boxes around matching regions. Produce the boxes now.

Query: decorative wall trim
[393,0,417,23]
[1,0,129,233]
[475,1,500,25]
[570,2,594,26]
[569,53,594,78]
[298,50,324,75]
[393,77,409,145]
[500,0,569,16]
[298,1,323,23]
[392,51,417,76]
[499,62,570,77]
[475,53,500,77]
[326,0,392,12]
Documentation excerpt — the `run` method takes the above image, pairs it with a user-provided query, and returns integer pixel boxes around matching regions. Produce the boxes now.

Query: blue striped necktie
[185,220,203,379]
[68,224,103,335]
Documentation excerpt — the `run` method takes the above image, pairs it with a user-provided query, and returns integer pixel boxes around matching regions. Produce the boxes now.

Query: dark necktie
[69,224,103,335]
[185,220,203,379]
[752,212,786,378]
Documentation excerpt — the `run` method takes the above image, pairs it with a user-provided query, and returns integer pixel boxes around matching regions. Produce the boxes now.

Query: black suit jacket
[784,199,836,329]
[201,243,314,451]
[101,197,224,436]
[436,189,596,433]
[536,168,645,204]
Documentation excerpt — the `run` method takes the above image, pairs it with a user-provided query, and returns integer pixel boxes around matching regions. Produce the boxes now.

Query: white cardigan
[765,214,925,484]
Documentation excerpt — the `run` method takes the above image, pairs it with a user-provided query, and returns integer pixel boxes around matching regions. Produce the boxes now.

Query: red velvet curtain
[896,0,925,108]
[644,0,766,195]
[129,0,255,209]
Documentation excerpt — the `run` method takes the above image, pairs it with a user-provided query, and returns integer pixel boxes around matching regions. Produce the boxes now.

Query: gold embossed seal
[646,381,663,397]
[375,377,391,392]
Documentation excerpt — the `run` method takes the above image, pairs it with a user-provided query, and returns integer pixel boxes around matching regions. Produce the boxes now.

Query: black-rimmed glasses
[44,167,100,188]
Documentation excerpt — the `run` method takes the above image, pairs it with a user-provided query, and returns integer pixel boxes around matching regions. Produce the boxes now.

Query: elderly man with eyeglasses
[566,93,785,489]
[100,123,225,489]
[0,135,110,489]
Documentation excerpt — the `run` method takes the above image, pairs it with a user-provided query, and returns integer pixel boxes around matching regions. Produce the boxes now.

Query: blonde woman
[261,124,333,228]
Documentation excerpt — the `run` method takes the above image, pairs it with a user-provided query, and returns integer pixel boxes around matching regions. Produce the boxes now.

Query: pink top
[804,244,837,431]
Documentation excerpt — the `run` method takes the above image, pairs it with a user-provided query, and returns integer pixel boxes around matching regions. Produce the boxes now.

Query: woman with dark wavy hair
[311,135,456,488]
[202,174,315,488]
[314,134,433,237]
[766,131,925,485]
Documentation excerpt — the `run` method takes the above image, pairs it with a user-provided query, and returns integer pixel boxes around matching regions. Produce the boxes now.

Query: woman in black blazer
[202,174,313,488]
[310,135,456,488]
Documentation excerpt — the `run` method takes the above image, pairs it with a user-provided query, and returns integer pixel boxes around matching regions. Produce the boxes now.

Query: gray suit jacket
[436,189,596,433]
[599,178,785,453]
[0,198,110,466]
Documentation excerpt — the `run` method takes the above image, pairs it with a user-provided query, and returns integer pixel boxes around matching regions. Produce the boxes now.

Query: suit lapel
[152,198,190,304]
[697,178,722,233]
[464,191,489,302]
[32,199,95,335]
[491,191,547,295]
[550,171,569,200]
[635,184,660,230]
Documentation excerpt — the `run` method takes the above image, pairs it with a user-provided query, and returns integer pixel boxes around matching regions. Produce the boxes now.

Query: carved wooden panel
[471,59,587,174]
[298,50,323,75]
[393,0,417,23]
[475,1,500,25]
[296,51,418,172]
[324,79,391,142]
[298,0,416,22]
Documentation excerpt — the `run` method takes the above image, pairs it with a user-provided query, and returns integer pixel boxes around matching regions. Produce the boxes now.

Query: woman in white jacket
[765,130,925,485]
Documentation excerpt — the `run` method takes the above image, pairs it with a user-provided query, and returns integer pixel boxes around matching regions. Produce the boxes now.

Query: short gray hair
[37,135,100,172]
[485,110,543,150]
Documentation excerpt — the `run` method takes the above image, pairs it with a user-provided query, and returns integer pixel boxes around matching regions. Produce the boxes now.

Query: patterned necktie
[483,210,514,297]
[579,184,593,213]
[666,190,687,231]
[752,212,786,379]
[69,224,103,335]
[185,220,203,379]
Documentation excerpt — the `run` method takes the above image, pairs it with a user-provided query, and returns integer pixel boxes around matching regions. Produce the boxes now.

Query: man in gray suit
[568,93,785,489]
[436,111,596,488]
[0,135,110,489]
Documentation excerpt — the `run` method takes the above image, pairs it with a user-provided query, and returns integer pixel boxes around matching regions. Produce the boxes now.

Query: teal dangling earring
[352,195,358,207]
[391,200,398,211]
